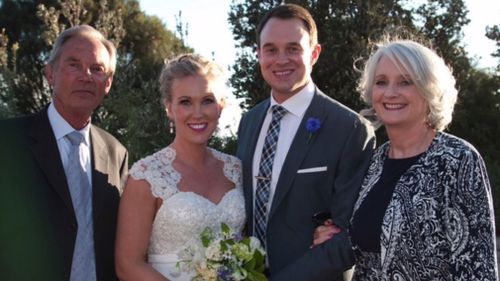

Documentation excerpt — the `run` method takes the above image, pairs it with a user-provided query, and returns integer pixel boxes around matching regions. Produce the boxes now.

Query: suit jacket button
[69,223,77,231]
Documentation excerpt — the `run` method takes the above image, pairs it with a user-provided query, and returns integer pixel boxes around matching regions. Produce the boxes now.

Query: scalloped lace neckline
[177,188,238,206]
[166,146,238,205]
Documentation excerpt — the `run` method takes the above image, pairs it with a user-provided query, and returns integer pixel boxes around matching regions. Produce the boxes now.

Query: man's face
[45,35,113,125]
[257,17,320,103]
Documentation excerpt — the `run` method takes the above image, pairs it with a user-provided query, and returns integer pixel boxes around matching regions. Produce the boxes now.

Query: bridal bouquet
[178,223,267,281]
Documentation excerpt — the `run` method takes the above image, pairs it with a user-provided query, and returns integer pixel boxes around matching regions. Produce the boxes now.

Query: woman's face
[371,56,429,130]
[167,74,224,146]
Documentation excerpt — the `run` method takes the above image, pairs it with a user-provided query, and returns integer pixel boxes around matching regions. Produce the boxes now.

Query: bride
[115,54,246,280]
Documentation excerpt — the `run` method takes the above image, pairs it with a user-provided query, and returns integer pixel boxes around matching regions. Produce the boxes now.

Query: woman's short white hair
[357,38,458,131]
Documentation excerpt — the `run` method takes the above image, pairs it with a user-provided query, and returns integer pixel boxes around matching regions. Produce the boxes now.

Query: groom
[236,4,375,281]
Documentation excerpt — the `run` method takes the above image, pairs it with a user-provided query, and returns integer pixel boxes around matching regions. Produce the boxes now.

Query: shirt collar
[269,81,315,118]
[48,103,91,145]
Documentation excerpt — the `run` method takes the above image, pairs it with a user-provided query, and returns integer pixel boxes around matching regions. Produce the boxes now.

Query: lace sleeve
[129,147,179,200]
[211,149,242,189]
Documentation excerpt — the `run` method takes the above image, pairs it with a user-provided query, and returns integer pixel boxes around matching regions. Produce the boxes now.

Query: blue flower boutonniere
[306,117,321,143]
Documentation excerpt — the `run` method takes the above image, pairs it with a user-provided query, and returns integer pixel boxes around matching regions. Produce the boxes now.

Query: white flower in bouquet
[195,261,218,281]
[248,237,263,252]
[205,239,224,261]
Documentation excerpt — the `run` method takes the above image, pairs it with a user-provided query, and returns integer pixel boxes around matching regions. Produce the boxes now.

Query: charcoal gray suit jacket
[236,88,375,281]
[0,106,128,281]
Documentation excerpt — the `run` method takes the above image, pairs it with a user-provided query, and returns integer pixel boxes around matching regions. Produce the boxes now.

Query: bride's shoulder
[128,146,179,199]
[210,148,241,168]
[210,148,242,187]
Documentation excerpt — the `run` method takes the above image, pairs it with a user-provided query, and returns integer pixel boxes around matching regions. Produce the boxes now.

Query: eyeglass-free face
[167,74,224,146]
[257,17,321,103]
[45,35,113,125]
[371,56,428,130]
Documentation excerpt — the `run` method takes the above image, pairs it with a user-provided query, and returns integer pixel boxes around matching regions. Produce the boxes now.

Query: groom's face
[257,17,320,103]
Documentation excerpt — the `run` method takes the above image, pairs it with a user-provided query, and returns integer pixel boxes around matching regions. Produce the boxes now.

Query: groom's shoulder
[315,90,361,119]
[315,89,373,134]
[238,99,269,129]
[245,98,270,115]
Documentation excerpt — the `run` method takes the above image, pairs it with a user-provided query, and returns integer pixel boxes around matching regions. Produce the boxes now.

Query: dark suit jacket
[236,88,375,281]
[0,107,128,281]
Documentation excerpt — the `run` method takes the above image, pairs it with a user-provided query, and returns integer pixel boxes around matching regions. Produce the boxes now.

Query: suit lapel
[269,89,328,219]
[27,108,75,214]
[89,125,109,220]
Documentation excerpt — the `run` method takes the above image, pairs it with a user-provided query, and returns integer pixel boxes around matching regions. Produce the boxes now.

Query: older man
[0,25,128,281]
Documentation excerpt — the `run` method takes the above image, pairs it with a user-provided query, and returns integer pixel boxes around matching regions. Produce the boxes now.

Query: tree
[485,23,500,72]
[416,0,472,99]
[0,0,57,115]
[0,27,16,118]
[0,0,127,116]
[0,0,193,162]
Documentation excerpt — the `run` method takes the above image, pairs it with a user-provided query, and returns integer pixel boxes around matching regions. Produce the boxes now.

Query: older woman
[115,54,246,281]
[315,38,497,280]
[350,39,497,280]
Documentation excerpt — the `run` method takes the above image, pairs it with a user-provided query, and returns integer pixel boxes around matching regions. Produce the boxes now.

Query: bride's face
[167,74,223,146]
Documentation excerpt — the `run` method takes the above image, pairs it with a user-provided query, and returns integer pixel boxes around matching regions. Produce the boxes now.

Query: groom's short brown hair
[256,3,318,48]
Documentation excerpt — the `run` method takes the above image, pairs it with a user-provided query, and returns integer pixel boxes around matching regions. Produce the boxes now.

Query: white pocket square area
[297,166,327,174]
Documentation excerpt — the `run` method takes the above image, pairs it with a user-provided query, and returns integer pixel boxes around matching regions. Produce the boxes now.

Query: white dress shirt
[252,81,315,223]
[47,103,92,185]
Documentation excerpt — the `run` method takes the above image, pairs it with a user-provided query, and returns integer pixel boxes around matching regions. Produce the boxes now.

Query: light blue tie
[254,105,287,249]
[64,131,96,281]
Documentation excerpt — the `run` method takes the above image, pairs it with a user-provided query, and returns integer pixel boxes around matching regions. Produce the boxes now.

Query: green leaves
[185,223,267,280]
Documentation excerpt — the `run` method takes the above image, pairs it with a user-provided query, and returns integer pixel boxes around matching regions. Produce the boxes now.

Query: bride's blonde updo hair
[159,53,227,108]
[356,35,458,131]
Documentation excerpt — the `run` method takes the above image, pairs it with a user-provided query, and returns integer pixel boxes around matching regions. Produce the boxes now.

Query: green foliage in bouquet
[191,223,267,281]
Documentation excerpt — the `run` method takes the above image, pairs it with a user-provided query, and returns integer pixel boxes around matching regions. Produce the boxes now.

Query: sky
[139,0,499,134]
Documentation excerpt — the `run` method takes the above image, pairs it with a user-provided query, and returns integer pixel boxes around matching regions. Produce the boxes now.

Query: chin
[189,136,212,145]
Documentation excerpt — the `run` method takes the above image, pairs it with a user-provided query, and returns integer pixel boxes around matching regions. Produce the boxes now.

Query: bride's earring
[169,121,175,135]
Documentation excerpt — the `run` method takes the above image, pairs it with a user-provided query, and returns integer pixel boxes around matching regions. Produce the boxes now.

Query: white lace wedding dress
[129,146,246,280]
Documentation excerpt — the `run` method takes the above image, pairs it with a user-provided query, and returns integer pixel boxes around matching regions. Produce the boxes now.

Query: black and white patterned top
[350,132,498,281]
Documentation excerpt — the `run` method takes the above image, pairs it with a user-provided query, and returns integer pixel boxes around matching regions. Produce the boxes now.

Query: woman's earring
[169,121,175,134]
